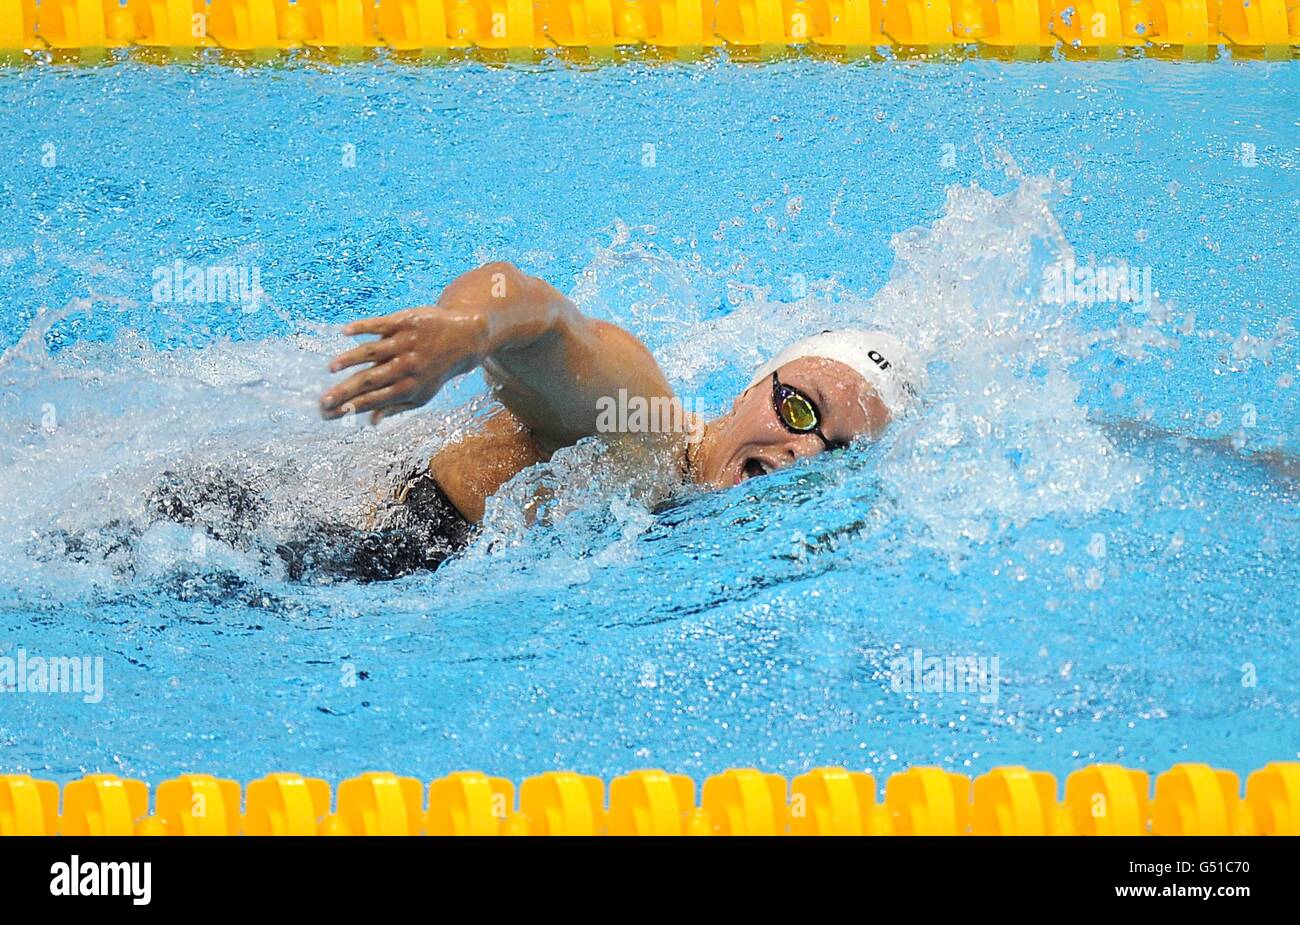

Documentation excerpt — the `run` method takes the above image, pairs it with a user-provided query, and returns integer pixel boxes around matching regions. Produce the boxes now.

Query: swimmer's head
[693,329,923,488]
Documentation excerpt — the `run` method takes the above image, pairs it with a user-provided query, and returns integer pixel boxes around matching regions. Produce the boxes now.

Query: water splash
[1,174,1167,598]
[869,176,1141,558]
[568,173,1145,561]
[0,301,483,600]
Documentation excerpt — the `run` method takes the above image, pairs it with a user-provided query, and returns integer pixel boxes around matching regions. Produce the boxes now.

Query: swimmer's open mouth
[743,458,774,481]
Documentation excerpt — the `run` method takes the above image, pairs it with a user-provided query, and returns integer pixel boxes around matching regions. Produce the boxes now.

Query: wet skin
[321,262,891,522]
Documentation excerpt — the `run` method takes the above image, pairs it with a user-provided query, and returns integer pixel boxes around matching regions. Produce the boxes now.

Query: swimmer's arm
[320,262,675,452]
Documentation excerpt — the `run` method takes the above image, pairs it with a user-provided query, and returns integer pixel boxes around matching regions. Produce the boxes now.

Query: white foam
[0,172,1163,595]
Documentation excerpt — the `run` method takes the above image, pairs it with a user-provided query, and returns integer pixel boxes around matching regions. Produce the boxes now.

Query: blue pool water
[0,56,1296,784]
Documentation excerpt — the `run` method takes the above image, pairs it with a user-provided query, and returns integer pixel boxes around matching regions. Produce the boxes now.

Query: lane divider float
[2,761,1297,835]
[2,0,1296,55]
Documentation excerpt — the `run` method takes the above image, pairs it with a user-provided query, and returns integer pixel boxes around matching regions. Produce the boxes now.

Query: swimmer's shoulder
[428,407,548,523]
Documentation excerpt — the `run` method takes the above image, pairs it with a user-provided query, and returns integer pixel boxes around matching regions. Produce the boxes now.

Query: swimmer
[317,262,924,575]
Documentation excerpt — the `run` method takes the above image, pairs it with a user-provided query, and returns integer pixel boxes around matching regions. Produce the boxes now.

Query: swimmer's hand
[321,262,674,447]
[320,301,488,424]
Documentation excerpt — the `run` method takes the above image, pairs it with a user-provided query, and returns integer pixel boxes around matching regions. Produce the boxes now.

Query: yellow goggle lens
[780,393,818,432]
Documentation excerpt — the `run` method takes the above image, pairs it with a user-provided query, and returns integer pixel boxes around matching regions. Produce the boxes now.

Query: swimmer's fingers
[342,313,408,337]
[329,337,400,374]
[339,380,420,419]
[370,402,420,425]
[320,360,409,417]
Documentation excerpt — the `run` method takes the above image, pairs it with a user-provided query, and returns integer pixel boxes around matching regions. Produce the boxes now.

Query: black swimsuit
[275,473,473,583]
[53,468,471,585]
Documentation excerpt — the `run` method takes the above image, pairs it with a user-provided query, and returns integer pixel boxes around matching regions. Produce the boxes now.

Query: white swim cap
[749,328,924,414]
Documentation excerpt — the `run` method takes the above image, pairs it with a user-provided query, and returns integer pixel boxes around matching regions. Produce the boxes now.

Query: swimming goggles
[771,372,842,451]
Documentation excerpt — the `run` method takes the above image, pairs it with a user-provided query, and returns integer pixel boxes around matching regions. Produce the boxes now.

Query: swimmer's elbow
[458,261,584,358]
[463,261,528,303]
[472,262,567,321]
[477,260,523,283]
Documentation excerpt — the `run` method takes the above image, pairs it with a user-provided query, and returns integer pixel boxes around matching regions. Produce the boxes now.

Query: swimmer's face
[695,357,891,488]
